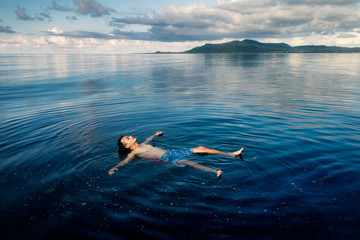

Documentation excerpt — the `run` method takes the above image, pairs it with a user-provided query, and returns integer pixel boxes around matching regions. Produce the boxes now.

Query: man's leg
[178,160,223,178]
[193,146,244,158]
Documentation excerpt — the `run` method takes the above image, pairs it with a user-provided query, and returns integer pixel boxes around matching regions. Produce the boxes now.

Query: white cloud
[7,35,31,46]
[48,27,63,34]
[32,37,49,46]
[0,34,184,53]
[108,0,360,42]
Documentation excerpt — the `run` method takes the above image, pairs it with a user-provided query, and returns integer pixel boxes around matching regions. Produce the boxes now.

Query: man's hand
[155,131,163,136]
[108,167,118,175]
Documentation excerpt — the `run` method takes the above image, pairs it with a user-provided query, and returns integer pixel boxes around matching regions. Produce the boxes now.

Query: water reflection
[143,53,360,116]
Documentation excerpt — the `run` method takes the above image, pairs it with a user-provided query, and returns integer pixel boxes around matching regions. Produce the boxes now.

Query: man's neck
[129,142,140,151]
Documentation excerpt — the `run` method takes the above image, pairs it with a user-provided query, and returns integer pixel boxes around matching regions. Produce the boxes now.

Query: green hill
[185,39,291,53]
[178,39,360,53]
[291,45,360,53]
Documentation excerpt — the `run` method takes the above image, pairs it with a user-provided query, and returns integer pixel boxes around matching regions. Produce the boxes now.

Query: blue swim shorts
[160,148,193,165]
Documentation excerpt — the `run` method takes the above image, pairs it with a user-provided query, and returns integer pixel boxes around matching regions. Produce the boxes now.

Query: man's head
[117,136,137,155]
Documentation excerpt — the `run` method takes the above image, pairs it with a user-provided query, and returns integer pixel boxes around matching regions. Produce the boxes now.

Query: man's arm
[108,152,136,175]
[142,131,163,144]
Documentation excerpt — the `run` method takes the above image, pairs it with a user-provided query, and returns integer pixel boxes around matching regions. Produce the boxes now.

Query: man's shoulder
[126,150,138,156]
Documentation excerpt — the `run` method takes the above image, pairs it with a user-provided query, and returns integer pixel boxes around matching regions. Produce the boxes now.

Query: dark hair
[117,136,131,156]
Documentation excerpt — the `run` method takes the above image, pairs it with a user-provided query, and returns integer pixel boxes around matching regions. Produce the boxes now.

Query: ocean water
[0,53,359,239]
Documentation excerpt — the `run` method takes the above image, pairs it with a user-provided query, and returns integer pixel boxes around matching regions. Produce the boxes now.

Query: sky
[1,0,360,53]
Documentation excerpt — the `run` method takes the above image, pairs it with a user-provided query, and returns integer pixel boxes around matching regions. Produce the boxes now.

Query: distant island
[155,39,360,54]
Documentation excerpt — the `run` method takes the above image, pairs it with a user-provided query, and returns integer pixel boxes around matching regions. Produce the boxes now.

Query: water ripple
[1,53,360,239]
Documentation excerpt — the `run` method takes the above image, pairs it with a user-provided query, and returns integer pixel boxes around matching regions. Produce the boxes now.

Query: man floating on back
[109,131,244,178]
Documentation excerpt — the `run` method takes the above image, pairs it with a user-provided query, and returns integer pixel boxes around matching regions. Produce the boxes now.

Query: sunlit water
[1,53,360,239]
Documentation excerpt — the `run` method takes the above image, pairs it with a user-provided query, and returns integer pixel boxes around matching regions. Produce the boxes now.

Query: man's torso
[135,144,167,159]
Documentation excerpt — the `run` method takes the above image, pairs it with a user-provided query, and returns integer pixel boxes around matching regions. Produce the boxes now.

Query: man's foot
[216,170,223,179]
[232,148,244,159]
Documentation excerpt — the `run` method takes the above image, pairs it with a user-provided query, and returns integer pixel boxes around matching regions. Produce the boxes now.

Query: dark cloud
[49,0,114,17]
[39,11,52,22]
[15,8,34,21]
[48,27,239,42]
[15,7,52,22]
[66,16,78,20]
[73,0,115,17]
[49,1,74,12]
[48,30,114,39]
[15,0,113,23]
[111,27,239,42]
[288,0,360,5]
[0,26,16,34]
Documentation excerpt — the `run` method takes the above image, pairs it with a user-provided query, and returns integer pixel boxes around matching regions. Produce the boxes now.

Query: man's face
[121,136,137,148]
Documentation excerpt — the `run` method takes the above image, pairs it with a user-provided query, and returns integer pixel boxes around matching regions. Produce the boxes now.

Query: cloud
[0,26,16,34]
[73,0,115,17]
[0,33,203,54]
[49,0,114,17]
[15,8,34,21]
[289,0,360,4]
[39,11,52,22]
[49,1,74,12]
[0,35,31,47]
[47,28,114,39]
[15,7,52,22]
[337,32,358,38]
[46,27,161,41]
[108,0,360,42]
[48,27,63,34]
[66,16,78,20]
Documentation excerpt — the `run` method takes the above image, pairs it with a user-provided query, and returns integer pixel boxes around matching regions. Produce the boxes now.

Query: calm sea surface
[1,53,359,239]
